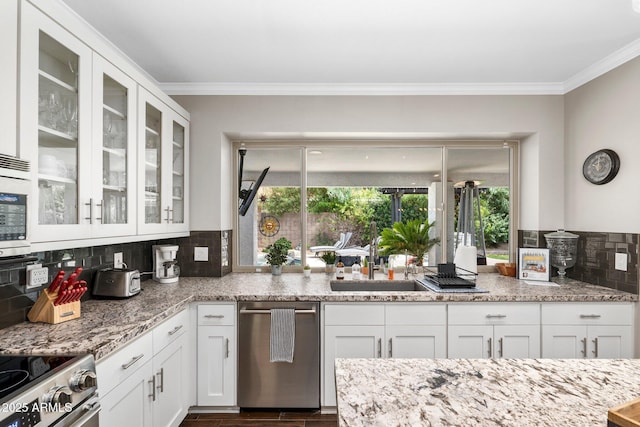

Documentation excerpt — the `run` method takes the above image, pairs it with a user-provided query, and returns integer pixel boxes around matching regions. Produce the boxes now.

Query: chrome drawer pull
[204,314,224,319]
[168,325,183,335]
[239,308,316,314]
[579,314,602,319]
[121,354,144,370]
[581,338,587,357]
[486,314,507,319]
[148,375,156,401]
[592,338,599,358]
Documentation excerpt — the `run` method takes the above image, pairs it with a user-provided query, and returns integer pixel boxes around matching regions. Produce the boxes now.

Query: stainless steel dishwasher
[238,301,320,408]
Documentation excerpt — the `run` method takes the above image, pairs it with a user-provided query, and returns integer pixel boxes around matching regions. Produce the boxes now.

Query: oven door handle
[68,397,101,427]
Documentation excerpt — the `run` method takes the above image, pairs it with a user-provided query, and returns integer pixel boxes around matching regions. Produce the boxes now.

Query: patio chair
[310,232,352,255]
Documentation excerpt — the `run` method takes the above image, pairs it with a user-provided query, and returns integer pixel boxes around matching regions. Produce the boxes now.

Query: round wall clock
[582,149,620,185]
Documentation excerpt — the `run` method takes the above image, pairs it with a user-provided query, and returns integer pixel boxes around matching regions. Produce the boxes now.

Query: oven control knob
[43,385,73,407]
[70,369,97,391]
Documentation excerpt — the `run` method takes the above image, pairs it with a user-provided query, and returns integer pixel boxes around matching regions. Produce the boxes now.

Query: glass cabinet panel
[101,75,128,224]
[37,31,79,225]
[171,120,185,224]
[145,103,162,224]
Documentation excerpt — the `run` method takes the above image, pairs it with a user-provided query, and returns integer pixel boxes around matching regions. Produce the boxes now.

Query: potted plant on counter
[264,237,292,275]
[361,257,369,277]
[303,264,311,278]
[321,251,336,274]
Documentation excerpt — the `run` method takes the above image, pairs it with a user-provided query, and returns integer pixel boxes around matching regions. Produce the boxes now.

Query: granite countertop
[335,358,640,426]
[0,273,634,360]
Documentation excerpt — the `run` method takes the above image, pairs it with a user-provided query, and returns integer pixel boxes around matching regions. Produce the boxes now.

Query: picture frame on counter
[518,248,550,281]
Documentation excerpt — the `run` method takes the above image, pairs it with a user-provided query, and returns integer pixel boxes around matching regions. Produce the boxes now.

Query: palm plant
[378,219,440,266]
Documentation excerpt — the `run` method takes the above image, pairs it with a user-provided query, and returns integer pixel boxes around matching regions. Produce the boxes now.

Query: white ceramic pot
[271,265,282,275]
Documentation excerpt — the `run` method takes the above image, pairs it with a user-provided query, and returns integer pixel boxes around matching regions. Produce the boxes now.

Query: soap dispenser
[352,261,361,280]
[336,257,345,280]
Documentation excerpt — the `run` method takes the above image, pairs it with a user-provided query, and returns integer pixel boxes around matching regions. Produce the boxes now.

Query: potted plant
[378,219,440,267]
[320,251,336,274]
[264,237,292,275]
[303,264,311,278]
[361,257,369,277]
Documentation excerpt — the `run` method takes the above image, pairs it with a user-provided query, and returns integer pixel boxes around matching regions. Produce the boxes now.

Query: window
[234,141,515,271]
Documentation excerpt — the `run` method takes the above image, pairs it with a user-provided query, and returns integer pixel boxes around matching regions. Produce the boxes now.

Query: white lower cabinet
[541,303,633,358]
[322,303,446,407]
[197,304,237,407]
[98,309,191,427]
[448,303,540,358]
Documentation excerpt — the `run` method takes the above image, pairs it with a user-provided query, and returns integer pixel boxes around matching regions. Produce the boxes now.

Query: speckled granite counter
[335,358,640,426]
[0,273,634,360]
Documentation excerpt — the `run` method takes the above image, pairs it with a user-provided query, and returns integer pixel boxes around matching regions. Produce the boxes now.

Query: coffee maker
[153,245,180,283]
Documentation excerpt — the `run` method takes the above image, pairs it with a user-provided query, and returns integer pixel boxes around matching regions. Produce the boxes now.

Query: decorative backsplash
[519,230,639,294]
[0,230,231,330]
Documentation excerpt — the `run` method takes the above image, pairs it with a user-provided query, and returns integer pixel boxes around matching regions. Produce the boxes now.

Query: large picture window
[234,141,515,272]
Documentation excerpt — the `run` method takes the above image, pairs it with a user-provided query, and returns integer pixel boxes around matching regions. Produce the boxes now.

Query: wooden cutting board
[609,397,640,427]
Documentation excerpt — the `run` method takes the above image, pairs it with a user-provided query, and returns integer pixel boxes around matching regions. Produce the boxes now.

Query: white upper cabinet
[18,1,189,248]
[138,88,189,235]
[20,2,93,242]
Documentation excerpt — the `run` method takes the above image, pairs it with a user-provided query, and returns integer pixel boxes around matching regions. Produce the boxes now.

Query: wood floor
[179,410,338,427]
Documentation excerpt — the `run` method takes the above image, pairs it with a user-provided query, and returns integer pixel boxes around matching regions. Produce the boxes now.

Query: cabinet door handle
[498,337,504,358]
[486,314,507,319]
[377,338,382,358]
[168,325,183,336]
[592,338,599,358]
[121,354,144,370]
[204,314,224,319]
[84,198,94,224]
[488,337,492,358]
[96,199,103,223]
[581,338,587,357]
[580,314,602,319]
[165,206,173,223]
[156,368,164,393]
[225,338,230,358]
[388,338,393,358]
[148,375,156,401]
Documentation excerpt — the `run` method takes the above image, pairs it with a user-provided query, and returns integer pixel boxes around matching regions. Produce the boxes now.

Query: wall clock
[582,149,620,185]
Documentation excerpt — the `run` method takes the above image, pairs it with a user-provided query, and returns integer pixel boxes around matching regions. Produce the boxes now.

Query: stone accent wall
[518,230,639,294]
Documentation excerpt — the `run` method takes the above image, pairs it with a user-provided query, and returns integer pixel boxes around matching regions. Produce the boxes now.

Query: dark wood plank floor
[180,410,338,427]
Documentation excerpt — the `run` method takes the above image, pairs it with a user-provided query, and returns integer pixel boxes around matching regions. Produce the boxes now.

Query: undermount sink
[330,279,429,292]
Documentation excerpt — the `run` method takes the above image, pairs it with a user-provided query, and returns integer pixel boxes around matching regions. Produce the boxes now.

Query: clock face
[582,149,620,185]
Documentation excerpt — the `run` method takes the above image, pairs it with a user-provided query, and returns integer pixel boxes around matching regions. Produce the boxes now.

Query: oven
[0,354,99,427]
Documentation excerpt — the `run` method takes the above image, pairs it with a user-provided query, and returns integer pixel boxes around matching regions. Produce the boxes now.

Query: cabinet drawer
[198,304,235,326]
[448,303,539,325]
[153,309,189,354]
[541,303,632,325]
[385,303,446,325]
[96,332,153,396]
[323,304,385,325]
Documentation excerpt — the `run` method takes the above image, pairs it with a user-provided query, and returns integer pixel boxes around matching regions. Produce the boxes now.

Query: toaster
[93,268,141,298]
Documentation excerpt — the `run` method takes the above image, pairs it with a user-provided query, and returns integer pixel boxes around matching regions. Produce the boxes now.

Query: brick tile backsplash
[0,230,231,330]
[518,230,639,294]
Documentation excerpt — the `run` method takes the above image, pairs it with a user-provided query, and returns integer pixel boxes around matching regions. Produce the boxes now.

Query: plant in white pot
[264,237,292,275]
[321,251,336,274]
[303,264,311,278]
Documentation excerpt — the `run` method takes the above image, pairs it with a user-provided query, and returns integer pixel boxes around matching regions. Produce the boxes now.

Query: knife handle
[54,290,67,306]
[48,271,66,293]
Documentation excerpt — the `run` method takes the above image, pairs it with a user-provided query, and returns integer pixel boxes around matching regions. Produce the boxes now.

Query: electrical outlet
[26,264,49,289]
[114,252,124,269]
[615,253,628,271]
[194,247,209,262]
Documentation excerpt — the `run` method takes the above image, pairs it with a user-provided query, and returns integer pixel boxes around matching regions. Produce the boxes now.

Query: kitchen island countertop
[335,357,640,426]
[0,272,634,360]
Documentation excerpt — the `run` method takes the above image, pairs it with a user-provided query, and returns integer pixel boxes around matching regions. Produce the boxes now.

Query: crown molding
[160,81,566,96]
[563,38,640,93]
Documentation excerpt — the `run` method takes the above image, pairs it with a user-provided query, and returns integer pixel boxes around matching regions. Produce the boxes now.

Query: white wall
[173,95,565,232]
[565,57,640,233]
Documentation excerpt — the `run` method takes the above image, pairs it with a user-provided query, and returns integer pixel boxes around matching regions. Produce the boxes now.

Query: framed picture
[518,248,550,281]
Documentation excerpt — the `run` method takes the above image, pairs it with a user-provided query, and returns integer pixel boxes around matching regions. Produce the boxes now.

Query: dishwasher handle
[239,308,316,315]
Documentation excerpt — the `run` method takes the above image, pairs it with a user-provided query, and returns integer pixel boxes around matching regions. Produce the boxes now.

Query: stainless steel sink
[330,279,428,292]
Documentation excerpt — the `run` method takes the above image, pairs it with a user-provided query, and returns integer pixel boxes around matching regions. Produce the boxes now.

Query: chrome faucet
[404,250,409,280]
[368,221,377,279]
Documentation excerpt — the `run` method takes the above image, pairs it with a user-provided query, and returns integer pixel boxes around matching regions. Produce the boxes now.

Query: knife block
[28,289,81,324]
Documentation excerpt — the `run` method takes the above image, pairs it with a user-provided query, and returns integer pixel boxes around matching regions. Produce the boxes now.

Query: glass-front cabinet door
[21,3,93,242]
[138,88,189,235]
[91,55,137,238]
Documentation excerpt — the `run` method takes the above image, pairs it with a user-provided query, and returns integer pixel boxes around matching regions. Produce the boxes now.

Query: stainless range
[0,354,99,427]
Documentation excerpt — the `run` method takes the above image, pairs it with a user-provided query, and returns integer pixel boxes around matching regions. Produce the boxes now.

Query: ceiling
[60,0,640,95]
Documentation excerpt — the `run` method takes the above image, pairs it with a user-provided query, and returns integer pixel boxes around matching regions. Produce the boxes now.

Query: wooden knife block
[28,289,81,324]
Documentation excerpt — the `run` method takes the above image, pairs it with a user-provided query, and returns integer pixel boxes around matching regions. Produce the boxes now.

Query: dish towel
[270,308,296,363]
